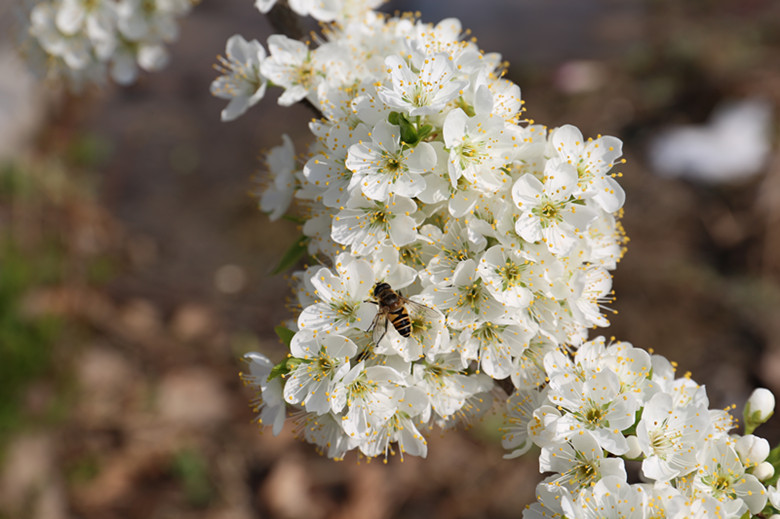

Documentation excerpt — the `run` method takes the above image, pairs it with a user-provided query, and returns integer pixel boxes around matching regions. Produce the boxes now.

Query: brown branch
[266,0,304,41]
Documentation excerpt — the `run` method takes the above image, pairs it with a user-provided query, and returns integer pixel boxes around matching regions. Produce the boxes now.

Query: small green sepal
[268,360,290,381]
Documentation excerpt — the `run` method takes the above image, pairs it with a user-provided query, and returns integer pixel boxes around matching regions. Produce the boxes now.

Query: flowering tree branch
[21,0,780,515]
[211,1,780,517]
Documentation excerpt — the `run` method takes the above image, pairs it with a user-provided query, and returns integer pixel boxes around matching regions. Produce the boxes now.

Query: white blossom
[547,368,639,455]
[283,332,357,414]
[512,158,599,254]
[358,386,429,459]
[331,195,420,255]
[345,120,435,201]
[561,476,648,519]
[378,53,466,117]
[734,434,770,469]
[692,438,767,516]
[260,34,326,106]
[501,388,546,458]
[242,352,286,435]
[423,259,506,329]
[297,259,377,334]
[539,431,627,493]
[636,392,709,482]
[259,134,297,220]
[442,108,517,192]
[458,320,534,379]
[330,362,406,438]
[211,35,268,122]
[549,124,625,212]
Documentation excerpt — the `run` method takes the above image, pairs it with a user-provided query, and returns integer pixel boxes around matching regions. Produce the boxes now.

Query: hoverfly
[369,282,439,346]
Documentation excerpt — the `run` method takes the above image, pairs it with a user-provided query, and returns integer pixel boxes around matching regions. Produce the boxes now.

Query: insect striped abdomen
[390,307,412,337]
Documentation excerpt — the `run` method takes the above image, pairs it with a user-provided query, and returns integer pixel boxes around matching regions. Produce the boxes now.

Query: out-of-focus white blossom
[650,98,773,183]
[258,134,297,220]
[25,0,195,88]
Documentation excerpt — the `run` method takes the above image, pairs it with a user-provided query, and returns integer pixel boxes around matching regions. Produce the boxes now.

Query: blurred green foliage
[66,133,113,170]
[0,162,35,199]
[66,452,102,485]
[0,152,113,454]
[0,239,62,448]
[171,448,215,508]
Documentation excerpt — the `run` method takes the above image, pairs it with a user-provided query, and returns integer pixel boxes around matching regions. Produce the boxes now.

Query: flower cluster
[226,5,780,518]
[508,337,777,518]
[229,5,627,461]
[25,0,195,89]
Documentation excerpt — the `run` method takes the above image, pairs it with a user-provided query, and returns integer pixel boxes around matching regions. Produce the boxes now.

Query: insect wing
[404,298,442,330]
[370,309,391,346]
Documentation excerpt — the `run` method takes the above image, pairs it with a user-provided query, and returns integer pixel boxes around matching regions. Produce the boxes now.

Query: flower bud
[735,434,770,467]
[624,435,642,460]
[753,461,775,481]
[770,481,780,509]
[744,388,775,434]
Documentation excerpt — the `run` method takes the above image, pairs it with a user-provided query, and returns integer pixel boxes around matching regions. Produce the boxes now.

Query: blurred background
[1,0,780,517]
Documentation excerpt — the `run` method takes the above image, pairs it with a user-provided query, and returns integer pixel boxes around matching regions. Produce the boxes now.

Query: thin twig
[266,0,305,40]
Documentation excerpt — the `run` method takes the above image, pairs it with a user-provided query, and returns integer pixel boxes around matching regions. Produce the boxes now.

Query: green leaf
[268,360,290,382]
[388,111,401,125]
[271,236,309,274]
[759,502,780,518]
[274,326,296,346]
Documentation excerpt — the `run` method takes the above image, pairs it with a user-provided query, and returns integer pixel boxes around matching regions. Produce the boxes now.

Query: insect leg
[375,317,389,346]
